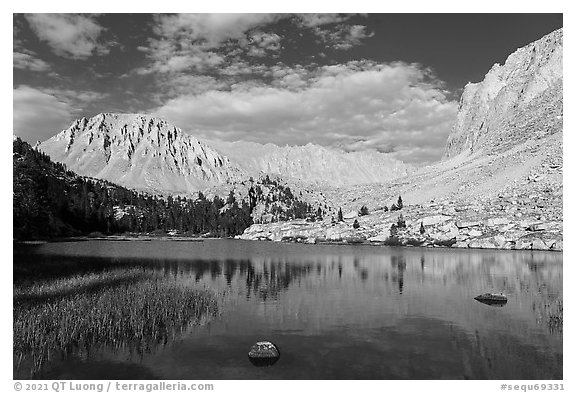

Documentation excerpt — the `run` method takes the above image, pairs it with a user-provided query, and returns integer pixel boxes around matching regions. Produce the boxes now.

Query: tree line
[13,138,315,240]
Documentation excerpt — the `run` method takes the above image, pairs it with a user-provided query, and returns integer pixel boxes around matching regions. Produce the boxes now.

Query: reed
[547,299,563,333]
[14,269,218,376]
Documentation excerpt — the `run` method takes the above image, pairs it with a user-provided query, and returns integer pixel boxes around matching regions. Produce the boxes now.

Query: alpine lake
[13,239,562,380]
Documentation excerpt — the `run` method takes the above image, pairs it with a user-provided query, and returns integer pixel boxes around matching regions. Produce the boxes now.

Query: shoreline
[14,232,562,252]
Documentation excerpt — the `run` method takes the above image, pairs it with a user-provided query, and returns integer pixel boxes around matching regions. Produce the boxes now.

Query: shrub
[359,205,369,216]
[353,219,360,229]
[397,214,406,228]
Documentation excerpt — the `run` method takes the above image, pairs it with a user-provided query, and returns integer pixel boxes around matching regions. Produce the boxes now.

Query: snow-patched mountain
[445,28,562,158]
[207,140,412,187]
[39,113,246,194]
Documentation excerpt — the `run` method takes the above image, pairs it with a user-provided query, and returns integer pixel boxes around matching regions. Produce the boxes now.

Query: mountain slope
[208,140,412,187]
[39,113,412,194]
[445,28,562,159]
[39,113,246,195]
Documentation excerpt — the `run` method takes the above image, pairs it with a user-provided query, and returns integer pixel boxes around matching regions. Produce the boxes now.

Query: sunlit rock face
[208,140,412,187]
[444,28,562,159]
[39,113,247,195]
[39,113,413,195]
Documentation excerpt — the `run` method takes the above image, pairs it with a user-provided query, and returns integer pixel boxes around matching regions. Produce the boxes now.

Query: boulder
[421,215,452,226]
[248,341,280,367]
[343,211,357,219]
[493,234,508,248]
[456,220,481,228]
[531,238,549,250]
[515,237,533,250]
[453,241,469,248]
[326,227,343,241]
[551,240,563,251]
[368,231,390,242]
[486,217,510,226]
[468,229,483,237]
[526,222,552,232]
[469,238,496,249]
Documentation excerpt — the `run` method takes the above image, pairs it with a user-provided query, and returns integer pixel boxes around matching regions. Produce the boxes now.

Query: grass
[14,269,218,377]
[547,299,563,333]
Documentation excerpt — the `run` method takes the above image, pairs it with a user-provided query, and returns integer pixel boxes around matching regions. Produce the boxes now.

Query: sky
[13,13,562,164]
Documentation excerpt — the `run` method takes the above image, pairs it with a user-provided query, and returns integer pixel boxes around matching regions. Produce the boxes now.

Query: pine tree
[337,207,344,222]
[397,195,403,210]
[353,219,360,229]
[397,214,406,228]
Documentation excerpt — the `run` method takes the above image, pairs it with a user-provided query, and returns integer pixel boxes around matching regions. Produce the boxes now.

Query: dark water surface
[14,239,562,379]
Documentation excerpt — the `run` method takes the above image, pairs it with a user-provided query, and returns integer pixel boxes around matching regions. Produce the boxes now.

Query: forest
[13,138,316,240]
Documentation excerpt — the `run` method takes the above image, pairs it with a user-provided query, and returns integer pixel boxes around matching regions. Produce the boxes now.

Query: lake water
[14,239,563,379]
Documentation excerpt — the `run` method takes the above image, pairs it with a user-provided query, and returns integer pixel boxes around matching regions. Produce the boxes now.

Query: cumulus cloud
[314,24,373,50]
[153,14,283,47]
[296,14,352,28]
[13,51,51,72]
[13,86,74,142]
[246,31,282,57]
[139,14,286,75]
[24,14,108,59]
[152,61,458,164]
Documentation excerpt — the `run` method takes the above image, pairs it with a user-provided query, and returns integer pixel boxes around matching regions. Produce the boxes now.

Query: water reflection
[14,240,563,379]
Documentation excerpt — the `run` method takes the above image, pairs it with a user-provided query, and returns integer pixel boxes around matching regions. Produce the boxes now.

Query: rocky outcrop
[445,28,562,158]
[239,194,562,252]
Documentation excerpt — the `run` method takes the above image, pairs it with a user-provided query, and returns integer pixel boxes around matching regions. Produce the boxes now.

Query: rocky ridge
[39,113,246,195]
[39,113,411,195]
[208,140,412,187]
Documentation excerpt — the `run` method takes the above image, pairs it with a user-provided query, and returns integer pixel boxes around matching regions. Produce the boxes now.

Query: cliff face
[444,28,562,159]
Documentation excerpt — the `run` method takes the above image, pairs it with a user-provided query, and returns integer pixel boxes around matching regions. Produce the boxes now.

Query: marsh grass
[547,299,563,333]
[14,269,218,377]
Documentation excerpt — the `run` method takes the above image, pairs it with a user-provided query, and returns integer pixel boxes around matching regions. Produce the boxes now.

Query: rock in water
[248,341,280,367]
[474,292,508,307]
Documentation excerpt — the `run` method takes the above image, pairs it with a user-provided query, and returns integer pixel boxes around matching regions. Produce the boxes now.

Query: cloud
[42,88,108,104]
[332,25,374,50]
[139,14,286,75]
[153,14,283,47]
[24,14,108,59]
[296,14,352,28]
[246,31,282,57]
[13,51,51,72]
[13,86,74,142]
[315,24,373,50]
[152,61,458,164]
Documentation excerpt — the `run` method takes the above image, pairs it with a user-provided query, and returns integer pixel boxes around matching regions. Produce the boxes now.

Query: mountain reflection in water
[14,239,562,380]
